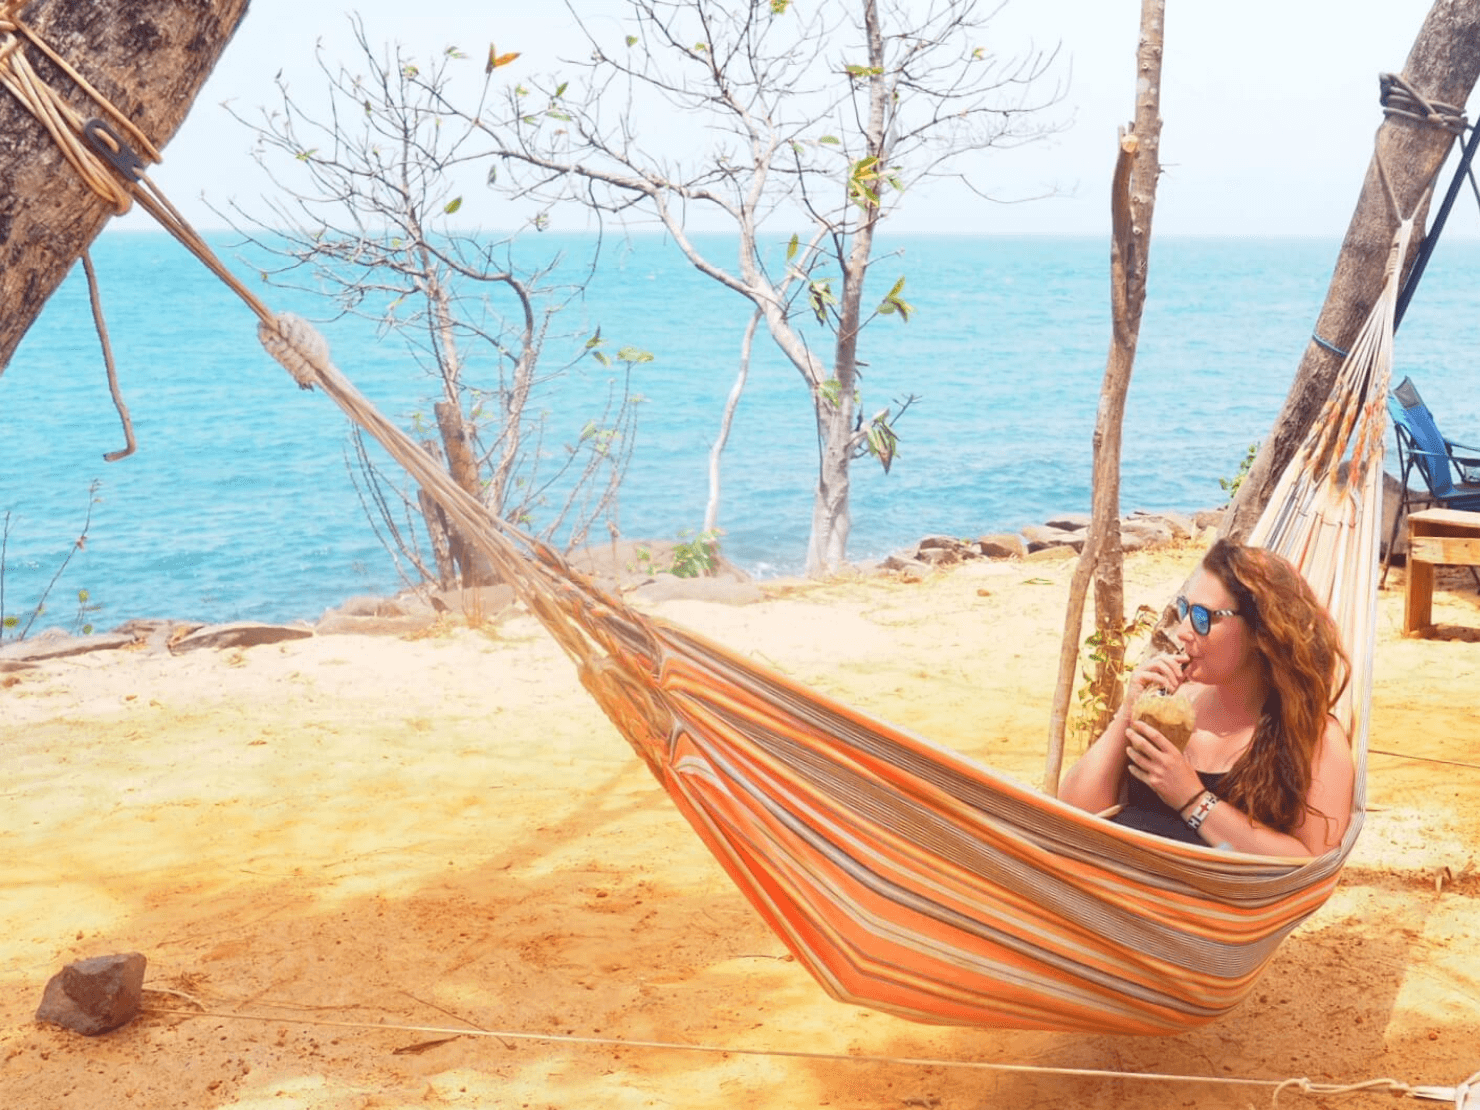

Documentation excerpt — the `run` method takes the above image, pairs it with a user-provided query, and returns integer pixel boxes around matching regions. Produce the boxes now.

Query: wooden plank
[1408,535,1480,567]
[1404,559,1435,635]
[1408,507,1480,528]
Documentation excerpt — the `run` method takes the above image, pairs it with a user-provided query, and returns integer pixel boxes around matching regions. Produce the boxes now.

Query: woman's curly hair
[1201,540,1349,834]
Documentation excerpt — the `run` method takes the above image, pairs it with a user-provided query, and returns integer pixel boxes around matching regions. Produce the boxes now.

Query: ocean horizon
[3,228,1478,631]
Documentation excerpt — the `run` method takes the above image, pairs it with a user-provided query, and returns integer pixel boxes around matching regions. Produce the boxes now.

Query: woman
[1059,539,1354,856]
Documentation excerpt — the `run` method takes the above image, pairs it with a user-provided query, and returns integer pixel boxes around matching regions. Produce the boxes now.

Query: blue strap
[1311,333,1349,359]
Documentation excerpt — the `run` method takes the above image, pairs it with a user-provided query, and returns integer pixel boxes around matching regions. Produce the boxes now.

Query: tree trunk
[0,0,250,373]
[433,399,482,587]
[705,309,760,536]
[1044,0,1166,797]
[1223,0,1480,540]
[804,0,887,578]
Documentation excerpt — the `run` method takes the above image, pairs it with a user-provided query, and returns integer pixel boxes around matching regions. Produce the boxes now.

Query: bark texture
[1044,0,1166,796]
[1223,0,1480,539]
[0,0,250,373]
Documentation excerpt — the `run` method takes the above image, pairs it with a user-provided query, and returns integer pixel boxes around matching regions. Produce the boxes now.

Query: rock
[327,594,416,619]
[1121,517,1174,549]
[1193,508,1225,530]
[1024,543,1078,563]
[1131,509,1194,540]
[629,573,763,606]
[0,629,136,663]
[916,544,962,567]
[881,551,918,572]
[1119,529,1158,553]
[1044,512,1092,531]
[976,533,1026,559]
[315,614,438,637]
[170,622,315,654]
[35,953,147,1035]
[1021,524,1085,553]
[111,619,205,654]
[917,534,968,552]
[429,585,516,620]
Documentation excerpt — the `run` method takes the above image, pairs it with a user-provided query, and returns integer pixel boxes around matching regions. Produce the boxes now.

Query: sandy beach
[1,540,1477,1109]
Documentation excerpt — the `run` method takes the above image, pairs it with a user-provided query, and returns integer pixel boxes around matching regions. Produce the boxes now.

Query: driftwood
[0,1,249,373]
[1224,1,1480,539]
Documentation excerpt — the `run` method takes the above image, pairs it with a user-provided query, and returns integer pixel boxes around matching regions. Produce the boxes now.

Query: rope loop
[1379,72,1466,135]
[259,313,330,392]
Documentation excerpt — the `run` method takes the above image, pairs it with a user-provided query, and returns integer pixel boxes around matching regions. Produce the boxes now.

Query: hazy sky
[121,0,1451,239]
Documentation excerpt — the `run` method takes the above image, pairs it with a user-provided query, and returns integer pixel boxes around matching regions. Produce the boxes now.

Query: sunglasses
[1175,595,1240,636]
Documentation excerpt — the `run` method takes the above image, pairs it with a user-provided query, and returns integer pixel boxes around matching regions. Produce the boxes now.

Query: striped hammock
[258,220,1409,1037]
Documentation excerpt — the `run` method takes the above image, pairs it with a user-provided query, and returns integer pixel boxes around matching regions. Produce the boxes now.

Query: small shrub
[1220,442,1259,498]
[635,529,725,579]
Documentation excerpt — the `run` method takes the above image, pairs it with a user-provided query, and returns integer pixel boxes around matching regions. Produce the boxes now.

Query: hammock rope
[1,10,1458,1040]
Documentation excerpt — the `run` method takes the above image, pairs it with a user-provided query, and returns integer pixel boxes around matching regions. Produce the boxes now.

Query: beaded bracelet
[1184,791,1219,831]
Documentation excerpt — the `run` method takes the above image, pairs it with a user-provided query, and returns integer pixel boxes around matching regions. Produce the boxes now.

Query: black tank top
[1111,770,1229,845]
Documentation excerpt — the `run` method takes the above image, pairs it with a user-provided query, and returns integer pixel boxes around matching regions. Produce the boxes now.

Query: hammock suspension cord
[140,1007,1479,1109]
[1306,71,1466,354]
[0,4,280,457]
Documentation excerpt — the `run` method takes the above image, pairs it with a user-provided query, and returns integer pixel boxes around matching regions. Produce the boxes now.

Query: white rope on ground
[141,1008,1477,1108]
[1368,748,1480,771]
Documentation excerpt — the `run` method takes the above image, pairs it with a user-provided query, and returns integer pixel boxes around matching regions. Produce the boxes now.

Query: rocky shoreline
[0,505,1231,668]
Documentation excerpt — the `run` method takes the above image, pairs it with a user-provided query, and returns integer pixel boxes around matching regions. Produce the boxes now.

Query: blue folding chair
[1384,376,1480,584]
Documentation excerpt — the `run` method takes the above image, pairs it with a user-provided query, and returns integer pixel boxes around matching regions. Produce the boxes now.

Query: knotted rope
[1379,71,1467,135]
[0,0,160,214]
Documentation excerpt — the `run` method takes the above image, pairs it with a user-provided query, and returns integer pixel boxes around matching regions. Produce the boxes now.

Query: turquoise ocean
[3,230,1479,629]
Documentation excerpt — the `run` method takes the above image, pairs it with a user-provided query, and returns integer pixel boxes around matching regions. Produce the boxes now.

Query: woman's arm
[1058,701,1134,814]
[1178,717,1353,856]
[1059,651,1187,814]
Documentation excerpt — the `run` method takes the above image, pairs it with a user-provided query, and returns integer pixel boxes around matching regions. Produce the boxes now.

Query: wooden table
[1404,507,1480,636]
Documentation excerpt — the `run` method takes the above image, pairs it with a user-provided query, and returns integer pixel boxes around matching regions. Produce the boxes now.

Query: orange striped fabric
[276,219,1407,1037]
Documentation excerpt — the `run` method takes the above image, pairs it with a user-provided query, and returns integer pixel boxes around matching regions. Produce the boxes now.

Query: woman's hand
[1124,718,1202,811]
[1124,651,1188,709]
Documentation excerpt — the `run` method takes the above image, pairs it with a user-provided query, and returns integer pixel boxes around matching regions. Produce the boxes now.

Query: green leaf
[626,35,638,46]
[770,0,791,11]
[844,64,883,78]
[555,81,568,98]
[444,196,463,214]
[786,233,799,262]
[591,350,612,367]
[818,135,841,145]
[615,346,654,364]
[546,110,572,122]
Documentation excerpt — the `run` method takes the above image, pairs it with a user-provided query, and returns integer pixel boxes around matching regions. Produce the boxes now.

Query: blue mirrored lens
[1175,596,1210,635]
